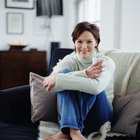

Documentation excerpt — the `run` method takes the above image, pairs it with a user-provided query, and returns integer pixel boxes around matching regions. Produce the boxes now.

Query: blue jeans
[57,69,113,135]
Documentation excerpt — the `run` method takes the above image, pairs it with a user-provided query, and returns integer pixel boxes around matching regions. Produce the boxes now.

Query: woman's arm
[43,57,115,95]
[55,58,115,94]
[43,60,103,92]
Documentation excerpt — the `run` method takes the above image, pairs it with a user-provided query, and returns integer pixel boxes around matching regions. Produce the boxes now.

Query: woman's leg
[57,90,96,140]
[46,69,112,139]
[57,90,96,133]
[46,90,96,140]
[55,68,97,133]
[57,69,97,140]
[82,91,113,136]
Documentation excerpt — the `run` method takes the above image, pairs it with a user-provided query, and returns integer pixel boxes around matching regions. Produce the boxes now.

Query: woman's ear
[74,47,76,52]
[95,41,98,46]
[95,46,99,52]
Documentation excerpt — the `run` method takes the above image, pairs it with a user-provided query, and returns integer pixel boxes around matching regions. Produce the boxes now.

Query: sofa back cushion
[106,51,140,95]
[48,48,73,74]
[105,50,140,136]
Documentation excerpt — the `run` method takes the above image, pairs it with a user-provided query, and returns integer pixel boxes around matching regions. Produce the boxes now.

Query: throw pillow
[29,72,57,123]
[111,91,140,136]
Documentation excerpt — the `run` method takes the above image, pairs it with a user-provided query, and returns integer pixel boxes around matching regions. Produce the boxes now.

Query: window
[78,0,100,25]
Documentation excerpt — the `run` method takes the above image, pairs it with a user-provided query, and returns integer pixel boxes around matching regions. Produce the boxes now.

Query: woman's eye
[77,40,82,43]
[87,40,92,44]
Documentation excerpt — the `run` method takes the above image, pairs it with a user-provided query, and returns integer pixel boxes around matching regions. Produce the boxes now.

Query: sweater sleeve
[66,70,88,77]
[52,57,115,95]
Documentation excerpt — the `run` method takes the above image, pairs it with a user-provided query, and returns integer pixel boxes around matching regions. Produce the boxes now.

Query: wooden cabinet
[0,50,47,89]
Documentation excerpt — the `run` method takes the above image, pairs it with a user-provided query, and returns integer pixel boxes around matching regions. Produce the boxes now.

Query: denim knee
[60,68,72,73]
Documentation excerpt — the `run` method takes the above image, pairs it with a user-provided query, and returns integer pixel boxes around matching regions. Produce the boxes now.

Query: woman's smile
[75,31,97,59]
[79,49,90,56]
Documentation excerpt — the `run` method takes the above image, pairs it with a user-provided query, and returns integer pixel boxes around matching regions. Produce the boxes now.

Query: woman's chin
[81,56,89,59]
[78,52,91,59]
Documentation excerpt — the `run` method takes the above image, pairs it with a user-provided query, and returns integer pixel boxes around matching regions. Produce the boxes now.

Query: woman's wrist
[85,69,90,78]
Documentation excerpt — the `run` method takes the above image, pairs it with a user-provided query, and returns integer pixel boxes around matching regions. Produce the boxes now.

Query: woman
[43,21,115,140]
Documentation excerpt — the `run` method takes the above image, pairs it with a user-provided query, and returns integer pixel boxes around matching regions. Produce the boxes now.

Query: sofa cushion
[0,121,38,140]
[48,48,73,74]
[107,51,140,95]
[29,72,57,123]
[111,90,140,136]
[0,90,12,122]
[0,85,32,125]
[136,120,140,139]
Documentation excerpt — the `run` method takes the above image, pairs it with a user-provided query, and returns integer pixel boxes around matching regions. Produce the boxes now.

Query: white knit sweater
[51,51,116,106]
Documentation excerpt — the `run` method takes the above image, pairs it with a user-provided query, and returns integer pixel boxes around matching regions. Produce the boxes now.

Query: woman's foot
[70,128,87,140]
[45,131,70,140]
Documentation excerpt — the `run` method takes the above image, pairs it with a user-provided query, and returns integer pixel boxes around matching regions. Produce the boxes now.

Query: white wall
[0,0,46,50]
[121,0,140,51]
[100,0,116,50]
[0,0,76,54]
[1,0,140,54]
[100,0,140,51]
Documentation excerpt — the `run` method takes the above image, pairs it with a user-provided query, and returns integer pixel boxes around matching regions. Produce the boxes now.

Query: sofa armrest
[0,85,34,125]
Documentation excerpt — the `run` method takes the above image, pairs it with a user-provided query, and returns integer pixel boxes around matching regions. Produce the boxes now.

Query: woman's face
[74,31,97,59]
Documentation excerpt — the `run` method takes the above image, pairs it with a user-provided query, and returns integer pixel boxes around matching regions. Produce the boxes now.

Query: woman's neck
[76,51,97,64]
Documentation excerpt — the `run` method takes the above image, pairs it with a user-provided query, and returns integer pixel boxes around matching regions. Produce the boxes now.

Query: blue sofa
[0,85,39,140]
[0,48,139,140]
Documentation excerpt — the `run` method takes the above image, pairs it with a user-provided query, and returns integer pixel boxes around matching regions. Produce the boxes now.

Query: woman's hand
[43,72,58,91]
[86,60,104,79]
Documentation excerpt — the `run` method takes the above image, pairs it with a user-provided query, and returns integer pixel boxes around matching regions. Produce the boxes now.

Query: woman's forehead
[77,31,96,40]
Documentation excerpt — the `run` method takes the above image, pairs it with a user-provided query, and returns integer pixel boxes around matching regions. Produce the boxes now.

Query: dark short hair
[71,21,100,51]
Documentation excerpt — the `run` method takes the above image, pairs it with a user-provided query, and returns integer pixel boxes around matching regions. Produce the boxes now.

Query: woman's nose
[82,43,87,49]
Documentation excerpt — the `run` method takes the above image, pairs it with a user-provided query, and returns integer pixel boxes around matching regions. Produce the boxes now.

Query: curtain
[36,0,63,17]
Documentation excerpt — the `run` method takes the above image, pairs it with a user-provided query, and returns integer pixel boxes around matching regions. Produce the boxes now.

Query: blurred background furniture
[0,50,47,89]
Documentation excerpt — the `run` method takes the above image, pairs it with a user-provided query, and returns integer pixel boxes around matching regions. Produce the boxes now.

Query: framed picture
[6,12,24,34]
[5,0,34,9]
